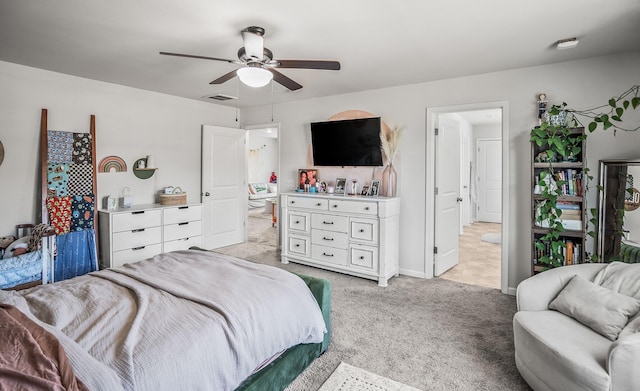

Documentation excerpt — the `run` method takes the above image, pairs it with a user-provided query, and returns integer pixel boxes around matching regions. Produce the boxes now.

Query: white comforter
[0,250,327,390]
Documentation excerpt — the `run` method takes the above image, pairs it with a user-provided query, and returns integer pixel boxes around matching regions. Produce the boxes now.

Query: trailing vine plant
[530,85,640,268]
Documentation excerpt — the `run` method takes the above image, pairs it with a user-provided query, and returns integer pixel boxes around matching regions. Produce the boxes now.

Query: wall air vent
[204,94,238,101]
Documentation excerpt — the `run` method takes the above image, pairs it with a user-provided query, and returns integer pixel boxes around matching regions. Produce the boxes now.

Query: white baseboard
[399,269,427,279]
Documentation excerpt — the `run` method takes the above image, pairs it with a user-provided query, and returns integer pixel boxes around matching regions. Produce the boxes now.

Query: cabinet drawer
[328,200,378,215]
[288,211,311,233]
[112,243,162,268]
[287,196,328,211]
[349,244,379,271]
[163,205,202,225]
[311,229,348,249]
[287,234,310,257]
[112,226,162,251]
[350,218,379,244]
[163,236,202,253]
[311,245,348,266]
[311,213,348,233]
[164,221,202,242]
[112,209,162,232]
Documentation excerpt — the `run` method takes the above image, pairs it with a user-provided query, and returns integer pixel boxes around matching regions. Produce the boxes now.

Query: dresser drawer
[164,221,202,242]
[163,205,202,225]
[312,229,348,249]
[287,234,310,257]
[286,196,328,211]
[112,243,162,268]
[163,236,202,253]
[311,213,348,233]
[349,244,379,271]
[288,211,311,234]
[311,245,348,266]
[112,226,162,251]
[329,200,378,215]
[350,218,379,244]
[112,209,162,232]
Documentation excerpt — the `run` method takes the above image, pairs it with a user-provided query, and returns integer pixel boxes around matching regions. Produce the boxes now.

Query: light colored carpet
[214,242,531,391]
[318,362,421,391]
[481,232,502,244]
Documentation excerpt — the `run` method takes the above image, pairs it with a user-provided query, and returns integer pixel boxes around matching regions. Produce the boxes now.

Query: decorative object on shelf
[537,93,548,125]
[121,187,134,208]
[98,155,127,173]
[370,180,380,196]
[159,186,186,205]
[318,181,327,193]
[361,185,370,196]
[335,178,346,195]
[349,179,359,195]
[0,140,4,167]
[133,156,157,179]
[380,125,404,197]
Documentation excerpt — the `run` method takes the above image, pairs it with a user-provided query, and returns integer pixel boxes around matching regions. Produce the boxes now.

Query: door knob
[456,197,463,202]
[204,192,211,197]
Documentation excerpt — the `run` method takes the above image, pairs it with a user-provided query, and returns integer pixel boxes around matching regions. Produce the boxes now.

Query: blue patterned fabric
[54,229,98,282]
[47,130,74,163]
[72,132,92,165]
[0,250,45,289]
[70,194,95,231]
[47,163,70,197]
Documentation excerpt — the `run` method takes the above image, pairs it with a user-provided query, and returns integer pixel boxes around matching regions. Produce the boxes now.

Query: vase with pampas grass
[380,125,403,197]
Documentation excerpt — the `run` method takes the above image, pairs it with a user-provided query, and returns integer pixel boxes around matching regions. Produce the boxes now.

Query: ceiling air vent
[204,94,238,101]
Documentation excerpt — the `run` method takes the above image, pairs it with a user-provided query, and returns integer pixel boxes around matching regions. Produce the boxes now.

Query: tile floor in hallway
[439,222,502,289]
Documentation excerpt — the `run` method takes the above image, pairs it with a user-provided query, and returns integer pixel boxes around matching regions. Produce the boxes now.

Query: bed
[0,249,332,390]
[0,224,55,290]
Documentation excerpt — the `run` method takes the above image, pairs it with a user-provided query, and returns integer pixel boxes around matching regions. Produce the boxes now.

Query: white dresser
[98,203,202,269]
[281,193,400,287]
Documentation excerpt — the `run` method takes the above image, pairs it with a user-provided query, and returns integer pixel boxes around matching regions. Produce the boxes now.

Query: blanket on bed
[0,250,327,391]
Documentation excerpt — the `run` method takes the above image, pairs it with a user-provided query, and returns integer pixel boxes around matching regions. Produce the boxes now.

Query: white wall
[242,51,640,292]
[0,60,237,236]
[247,133,278,183]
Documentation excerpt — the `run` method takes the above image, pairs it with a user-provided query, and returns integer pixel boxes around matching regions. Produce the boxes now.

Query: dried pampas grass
[380,125,404,164]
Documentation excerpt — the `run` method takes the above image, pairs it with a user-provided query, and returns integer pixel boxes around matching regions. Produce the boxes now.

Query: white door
[434,115,461,276]
[202,125,247,249]
[476,138,502,223]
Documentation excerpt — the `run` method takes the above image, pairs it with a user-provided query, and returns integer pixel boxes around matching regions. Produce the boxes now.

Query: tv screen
[311,117,383,166]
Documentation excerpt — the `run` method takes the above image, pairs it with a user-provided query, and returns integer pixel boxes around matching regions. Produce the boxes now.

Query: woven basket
[159,193,187,206]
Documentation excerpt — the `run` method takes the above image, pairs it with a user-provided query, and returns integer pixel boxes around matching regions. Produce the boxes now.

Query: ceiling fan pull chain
[271,80,274,122]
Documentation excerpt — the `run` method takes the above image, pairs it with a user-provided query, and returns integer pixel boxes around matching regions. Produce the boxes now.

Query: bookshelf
[531,127,586,274]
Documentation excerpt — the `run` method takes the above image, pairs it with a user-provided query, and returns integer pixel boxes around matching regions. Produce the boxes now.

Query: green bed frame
[190,248,332,391]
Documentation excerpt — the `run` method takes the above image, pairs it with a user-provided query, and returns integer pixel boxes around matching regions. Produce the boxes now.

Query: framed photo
[298,169,319,190]
[335,178,347,195]
[319,181,327,193]
[361,185,370,196]
[370,180,380,196]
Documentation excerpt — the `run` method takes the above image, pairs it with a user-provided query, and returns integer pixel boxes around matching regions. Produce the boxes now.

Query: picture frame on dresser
[361,185,370,196]
[370,180,380,196]
[335,178,347,195]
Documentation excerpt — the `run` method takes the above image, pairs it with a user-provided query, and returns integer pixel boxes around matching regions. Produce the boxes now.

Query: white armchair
[514,263,640,391]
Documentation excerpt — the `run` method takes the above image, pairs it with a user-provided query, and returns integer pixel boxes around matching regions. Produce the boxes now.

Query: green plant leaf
[616,107,624,117]
[632,97,640,109]
[623,100,630,109]
[609,98,617,107]
[612,115,621,122]
[588,122,598,132]
[604,121,613,130]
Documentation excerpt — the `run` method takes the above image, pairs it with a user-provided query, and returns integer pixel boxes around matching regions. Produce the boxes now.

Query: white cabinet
[281,193,400,287]
[99,204,202,269]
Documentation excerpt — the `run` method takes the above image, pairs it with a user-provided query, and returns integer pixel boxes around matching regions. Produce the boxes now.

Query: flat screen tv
[311,117,383,166]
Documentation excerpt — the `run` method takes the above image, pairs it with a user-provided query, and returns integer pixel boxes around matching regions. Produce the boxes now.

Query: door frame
[425,101,510,294]
[243,122,281,246]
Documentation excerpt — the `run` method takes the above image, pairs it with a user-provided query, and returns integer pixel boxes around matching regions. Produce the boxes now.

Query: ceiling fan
[160,26,341,91]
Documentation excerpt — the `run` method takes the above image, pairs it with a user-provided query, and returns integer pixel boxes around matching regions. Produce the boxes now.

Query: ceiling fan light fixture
[237,66,273,87]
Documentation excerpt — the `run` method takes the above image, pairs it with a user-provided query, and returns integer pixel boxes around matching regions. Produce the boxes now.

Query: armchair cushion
[549,275,640,340]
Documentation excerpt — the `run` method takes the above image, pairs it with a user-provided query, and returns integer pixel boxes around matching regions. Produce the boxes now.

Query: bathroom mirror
[597,159,640,263]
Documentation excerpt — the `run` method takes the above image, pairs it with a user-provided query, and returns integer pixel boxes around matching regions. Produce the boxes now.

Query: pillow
[253,183,267,194]
[267,183,277,193]
[549,274,640,340]
[248,184,256,194]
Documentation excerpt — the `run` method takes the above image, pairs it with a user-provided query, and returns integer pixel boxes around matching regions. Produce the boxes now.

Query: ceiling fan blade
[274,60,341,71]
[159,51,236,64]
[209,69,239,85]
[269,68,303,91]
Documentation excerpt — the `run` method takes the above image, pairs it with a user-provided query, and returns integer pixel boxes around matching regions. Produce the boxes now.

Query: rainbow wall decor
[98,155,127,173]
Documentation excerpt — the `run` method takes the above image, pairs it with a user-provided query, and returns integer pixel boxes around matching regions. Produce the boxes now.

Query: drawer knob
[316,203,322,206]
[365,207,370,210]
[360,256,365,260]
[132,228,145,233]
[295,220,300,224]
[178,222,189,226]
[290,201,295,204]
[359,229,365,233]
[295,244,300,247]
[323,221,334,225]
[178,206,189,210]
[322,252,334,257]
[323,237,334,241]
[132,211,145,215]
[333,205,338,208]
[132,246,146,251]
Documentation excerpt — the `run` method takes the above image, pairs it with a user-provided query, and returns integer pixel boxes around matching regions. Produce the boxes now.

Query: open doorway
[246,125,279,248]
[428,105,507,291]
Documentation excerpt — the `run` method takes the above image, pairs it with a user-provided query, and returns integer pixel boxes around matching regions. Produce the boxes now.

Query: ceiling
[1,0,639,108]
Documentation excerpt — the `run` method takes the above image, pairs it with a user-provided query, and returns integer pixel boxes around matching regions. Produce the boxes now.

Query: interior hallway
[440,222,501,289]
